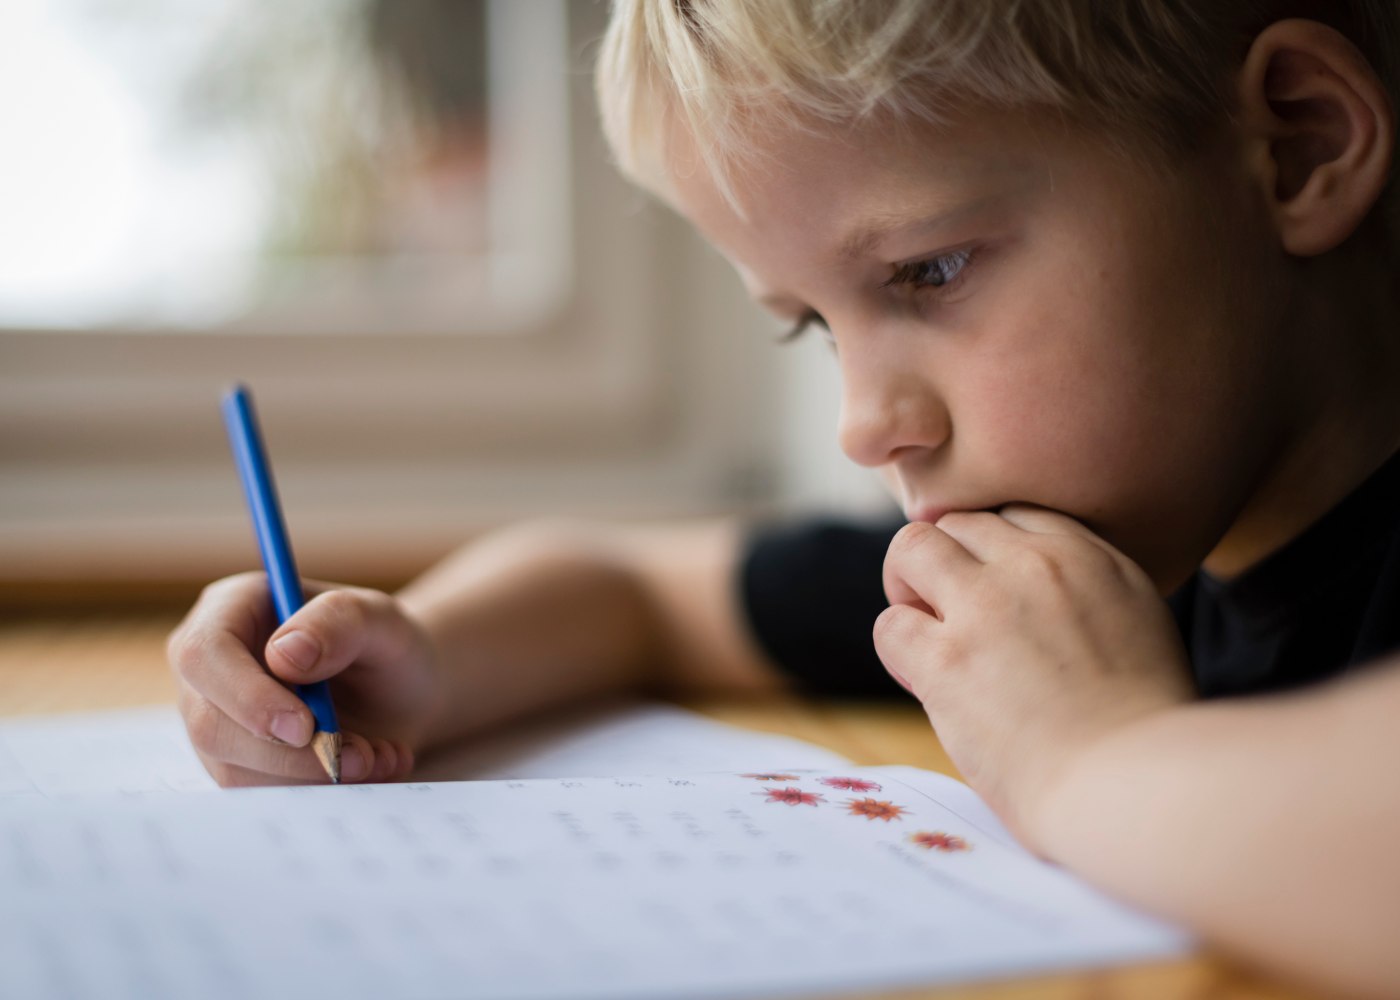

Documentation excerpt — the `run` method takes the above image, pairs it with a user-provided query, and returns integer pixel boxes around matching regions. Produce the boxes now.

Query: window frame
[0,1,787,584]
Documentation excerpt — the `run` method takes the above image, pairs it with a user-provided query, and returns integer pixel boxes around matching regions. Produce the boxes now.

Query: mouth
[907,504,981,524]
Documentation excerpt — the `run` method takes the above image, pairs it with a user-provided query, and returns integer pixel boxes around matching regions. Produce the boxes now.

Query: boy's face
[664,107,1297,590]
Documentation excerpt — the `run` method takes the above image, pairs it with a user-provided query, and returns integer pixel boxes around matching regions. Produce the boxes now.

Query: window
[0,0,566,334]
[0,1,788,585]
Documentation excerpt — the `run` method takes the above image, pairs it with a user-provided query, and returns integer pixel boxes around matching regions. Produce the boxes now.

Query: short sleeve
[738,514,907,698]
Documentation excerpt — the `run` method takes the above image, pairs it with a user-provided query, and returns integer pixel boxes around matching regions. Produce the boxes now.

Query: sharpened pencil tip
[311,731,343,784]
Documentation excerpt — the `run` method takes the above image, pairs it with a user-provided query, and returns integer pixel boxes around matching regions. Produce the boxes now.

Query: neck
[1203,241,1400,579]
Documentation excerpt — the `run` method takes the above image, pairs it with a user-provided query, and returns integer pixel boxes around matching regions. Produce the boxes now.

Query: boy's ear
[1237,18,1395,257]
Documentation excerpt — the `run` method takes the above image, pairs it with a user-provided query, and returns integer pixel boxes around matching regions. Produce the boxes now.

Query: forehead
[662,108,1052,284]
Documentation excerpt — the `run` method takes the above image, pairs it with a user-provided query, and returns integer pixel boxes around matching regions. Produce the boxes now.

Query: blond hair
[596,0,1398,231]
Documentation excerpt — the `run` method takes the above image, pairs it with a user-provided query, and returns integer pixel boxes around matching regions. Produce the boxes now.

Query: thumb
[265,588,420,690]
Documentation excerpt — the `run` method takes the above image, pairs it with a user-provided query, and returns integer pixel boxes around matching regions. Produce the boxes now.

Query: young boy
[167,2,1400,995]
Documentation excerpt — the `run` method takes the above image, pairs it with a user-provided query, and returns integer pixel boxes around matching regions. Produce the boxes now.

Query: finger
[872,603,944,698]
[368,736,414,783]
[264,588,421,688]
[169,606,318,750]
[882,520,982,613]
[174,572,350,651]
[179,688,337,782]
[996,503,1110,545]
[359,738,418,783]
[170,572,276,661]
[319,732,402,784]
[995,504,1139,569]
[197,729,380,785]
[996,498,1092,537]
[335,732,374,783]
[203,760,326,789]
[386,739,416,781]
[928,509,1028,561]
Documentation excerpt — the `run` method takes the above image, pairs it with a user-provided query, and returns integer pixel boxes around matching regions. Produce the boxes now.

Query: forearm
[394,521,658,751]
[396,518,785,753]
[1034,663,1400,998]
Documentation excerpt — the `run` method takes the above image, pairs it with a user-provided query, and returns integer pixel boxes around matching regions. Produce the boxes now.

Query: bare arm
[1035,661,1400,998]
[397,517,790,754]
[169,516,788,786]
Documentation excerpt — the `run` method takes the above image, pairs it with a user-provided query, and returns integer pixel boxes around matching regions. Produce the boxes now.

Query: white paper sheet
[0,701,850,798]
[0,766,1188,1000]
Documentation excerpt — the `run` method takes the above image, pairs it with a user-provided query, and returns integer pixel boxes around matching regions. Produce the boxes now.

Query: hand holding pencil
[221,384,344,781]
[166,386,435,787]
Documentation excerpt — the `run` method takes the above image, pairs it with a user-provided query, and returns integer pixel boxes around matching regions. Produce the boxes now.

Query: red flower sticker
[844,798,908,822]
[909,831,970,852]
[818,776,882,792]
[758,786,825,807]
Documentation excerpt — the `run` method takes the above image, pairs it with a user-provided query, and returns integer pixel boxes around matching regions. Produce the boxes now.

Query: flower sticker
[844,798,908,822]
[758,787,825,807]
[818,776,882,793]
[909,831,970,852]
[739,773,802,782]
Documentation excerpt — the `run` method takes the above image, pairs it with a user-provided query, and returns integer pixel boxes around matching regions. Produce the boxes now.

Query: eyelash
[882,248,973,293]
[778,311,830,344]
[778,248,975,344]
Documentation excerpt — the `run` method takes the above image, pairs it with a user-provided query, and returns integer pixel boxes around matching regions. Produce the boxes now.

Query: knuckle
[1011,546,1064,583]
[1080,541,1122,577]
[168,627,215,681]
[888,520,934,559]
[184,698,225,756]
[164,622,189,668]
[873,603,920,648]
[352,587,398,620]
[935,631,968,669]
[317,588,371,634]
[198,571,261,605]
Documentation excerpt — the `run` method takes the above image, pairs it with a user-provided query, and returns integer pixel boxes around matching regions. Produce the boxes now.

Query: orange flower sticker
[844,798,908,822]
[758,787,825,806]
[740,773,801,782]
[909,831,970,852]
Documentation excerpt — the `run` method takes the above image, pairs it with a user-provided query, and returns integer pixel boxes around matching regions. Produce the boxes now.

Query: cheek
[954,254,1266,583]
[950,276,1207,514]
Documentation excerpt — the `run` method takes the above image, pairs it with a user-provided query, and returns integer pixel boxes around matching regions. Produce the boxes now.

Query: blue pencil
[220,383,343,783]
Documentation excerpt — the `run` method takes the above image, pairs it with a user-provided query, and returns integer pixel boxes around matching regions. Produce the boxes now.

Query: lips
[906,503,997,524]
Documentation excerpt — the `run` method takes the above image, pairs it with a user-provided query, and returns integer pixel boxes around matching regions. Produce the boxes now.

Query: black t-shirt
[740,449,1400,699]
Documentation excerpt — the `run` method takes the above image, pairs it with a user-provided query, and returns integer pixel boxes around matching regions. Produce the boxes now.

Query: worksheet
[0,701,850,797]
[0,766,1187,1000]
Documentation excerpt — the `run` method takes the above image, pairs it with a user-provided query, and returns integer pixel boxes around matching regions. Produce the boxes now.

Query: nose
[836,358,950,469]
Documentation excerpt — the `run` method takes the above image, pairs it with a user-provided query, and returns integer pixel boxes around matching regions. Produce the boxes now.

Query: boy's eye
[882,249,972,291]
[776,248,974,347]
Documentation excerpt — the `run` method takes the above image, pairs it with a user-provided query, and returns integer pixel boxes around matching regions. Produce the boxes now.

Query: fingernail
[340,744,368,782]
[270,711,311,747]
[272,630,319,673]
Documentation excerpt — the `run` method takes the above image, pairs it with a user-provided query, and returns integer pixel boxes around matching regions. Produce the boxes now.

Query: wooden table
[0,609,1313,1000]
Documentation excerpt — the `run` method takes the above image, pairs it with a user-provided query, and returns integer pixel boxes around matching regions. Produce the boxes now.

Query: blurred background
[0,0,888,603]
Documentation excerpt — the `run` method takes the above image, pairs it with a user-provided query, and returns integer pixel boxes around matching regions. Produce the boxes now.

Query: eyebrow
[751,192,1013,313]
[836,197,994,262]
